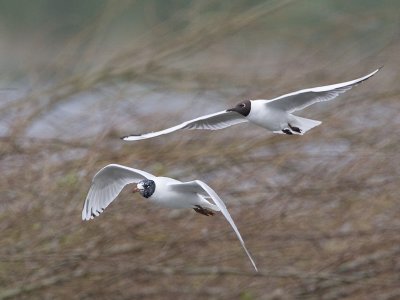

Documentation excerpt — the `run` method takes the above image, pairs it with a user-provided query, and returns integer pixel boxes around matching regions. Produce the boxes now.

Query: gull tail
[290,115,322,135]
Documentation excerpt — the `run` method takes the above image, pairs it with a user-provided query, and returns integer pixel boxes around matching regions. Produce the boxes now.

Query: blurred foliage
[0,0,399,299]
[0,0,105,34]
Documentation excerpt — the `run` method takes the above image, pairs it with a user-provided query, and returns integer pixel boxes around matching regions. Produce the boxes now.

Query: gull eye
[239,103,245,108]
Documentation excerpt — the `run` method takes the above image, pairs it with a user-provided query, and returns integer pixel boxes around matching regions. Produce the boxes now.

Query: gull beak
[132,182,144,193]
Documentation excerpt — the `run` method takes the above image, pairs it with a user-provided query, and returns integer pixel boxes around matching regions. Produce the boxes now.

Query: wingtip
[81,210,96,221]
[82,212,91,221]
[368,67,382,77]
[120,134,142,141]
[251,261,259,272]
[373,67,382,75]
[249,256,258,272]
[357,67,381,83]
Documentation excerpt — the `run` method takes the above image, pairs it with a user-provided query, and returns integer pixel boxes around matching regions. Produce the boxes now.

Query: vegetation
[0,1,399,299]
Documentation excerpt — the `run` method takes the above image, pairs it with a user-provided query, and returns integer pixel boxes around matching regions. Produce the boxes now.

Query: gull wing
[168,180,257,271]
[82,164,154,220]
[121,110,247,141]
[264,68,380,113]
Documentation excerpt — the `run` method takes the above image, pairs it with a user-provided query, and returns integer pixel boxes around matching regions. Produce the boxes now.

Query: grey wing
[168,180,257,271]
[265,68,380,113]
[122,110,247,141]
[82,164,154,220]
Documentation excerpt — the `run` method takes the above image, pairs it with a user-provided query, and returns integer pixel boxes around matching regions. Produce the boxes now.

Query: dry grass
[1,1,399,299]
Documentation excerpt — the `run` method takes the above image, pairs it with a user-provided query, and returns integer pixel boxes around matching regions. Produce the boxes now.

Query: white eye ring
[240,103,245,107]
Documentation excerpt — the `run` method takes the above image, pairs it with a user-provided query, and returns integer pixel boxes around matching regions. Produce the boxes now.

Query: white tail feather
[291,115,321,134]
[274,115,322,135]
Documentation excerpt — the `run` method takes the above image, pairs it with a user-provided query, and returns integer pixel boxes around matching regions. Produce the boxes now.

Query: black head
[226,99,251,117]
[136,179,156,198]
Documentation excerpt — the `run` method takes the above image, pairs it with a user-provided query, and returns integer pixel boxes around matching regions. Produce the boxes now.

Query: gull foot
[282,129,293,135]
[288,124,302,133]
[193,205,215,216]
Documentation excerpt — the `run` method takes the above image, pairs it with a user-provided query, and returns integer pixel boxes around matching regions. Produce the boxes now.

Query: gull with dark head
[121,68,380,140]
[82,164,257,271]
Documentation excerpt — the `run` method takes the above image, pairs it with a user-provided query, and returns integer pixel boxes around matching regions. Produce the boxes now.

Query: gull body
[82,164,257,271]
[247,100,293,132]
[122,68,380,140]
[142,176,218,210]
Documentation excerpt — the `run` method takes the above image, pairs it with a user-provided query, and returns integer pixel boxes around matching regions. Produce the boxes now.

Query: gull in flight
[122,68,380,140]
[82,164,257,271]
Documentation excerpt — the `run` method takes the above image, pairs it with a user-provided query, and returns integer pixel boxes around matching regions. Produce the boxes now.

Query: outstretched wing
[264,68,380,113]
[82,164,154,220]
[168,180,258,271]
[121,110,247,141]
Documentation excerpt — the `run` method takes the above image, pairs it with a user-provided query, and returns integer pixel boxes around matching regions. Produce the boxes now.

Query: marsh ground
[0,1,399,299]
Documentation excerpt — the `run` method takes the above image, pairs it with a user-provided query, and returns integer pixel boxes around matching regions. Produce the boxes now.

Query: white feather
[263,68,380,113]
[122,110,247,141]
[82,164,154,220]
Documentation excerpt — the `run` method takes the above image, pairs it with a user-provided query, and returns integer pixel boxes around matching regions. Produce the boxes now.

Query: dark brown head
[132,179,156,198]
[226,100,251,117]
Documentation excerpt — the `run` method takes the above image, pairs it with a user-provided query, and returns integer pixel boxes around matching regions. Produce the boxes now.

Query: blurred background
[0,0,399,299]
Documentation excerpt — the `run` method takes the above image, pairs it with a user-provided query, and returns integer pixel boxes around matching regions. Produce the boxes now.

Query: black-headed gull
[122,68,379,140]
[82,164,257,271]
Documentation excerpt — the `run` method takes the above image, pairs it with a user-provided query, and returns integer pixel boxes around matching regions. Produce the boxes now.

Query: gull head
[133,179,156,198]
[227,99,251,117]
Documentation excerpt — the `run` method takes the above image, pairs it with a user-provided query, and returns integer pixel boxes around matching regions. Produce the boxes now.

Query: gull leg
[193,205,215,216]
[282,129,293,135]
[288,123,302,133]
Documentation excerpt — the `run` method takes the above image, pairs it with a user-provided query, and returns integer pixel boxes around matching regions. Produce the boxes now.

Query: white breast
[150,177,201,209]
[247,100,289,131]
